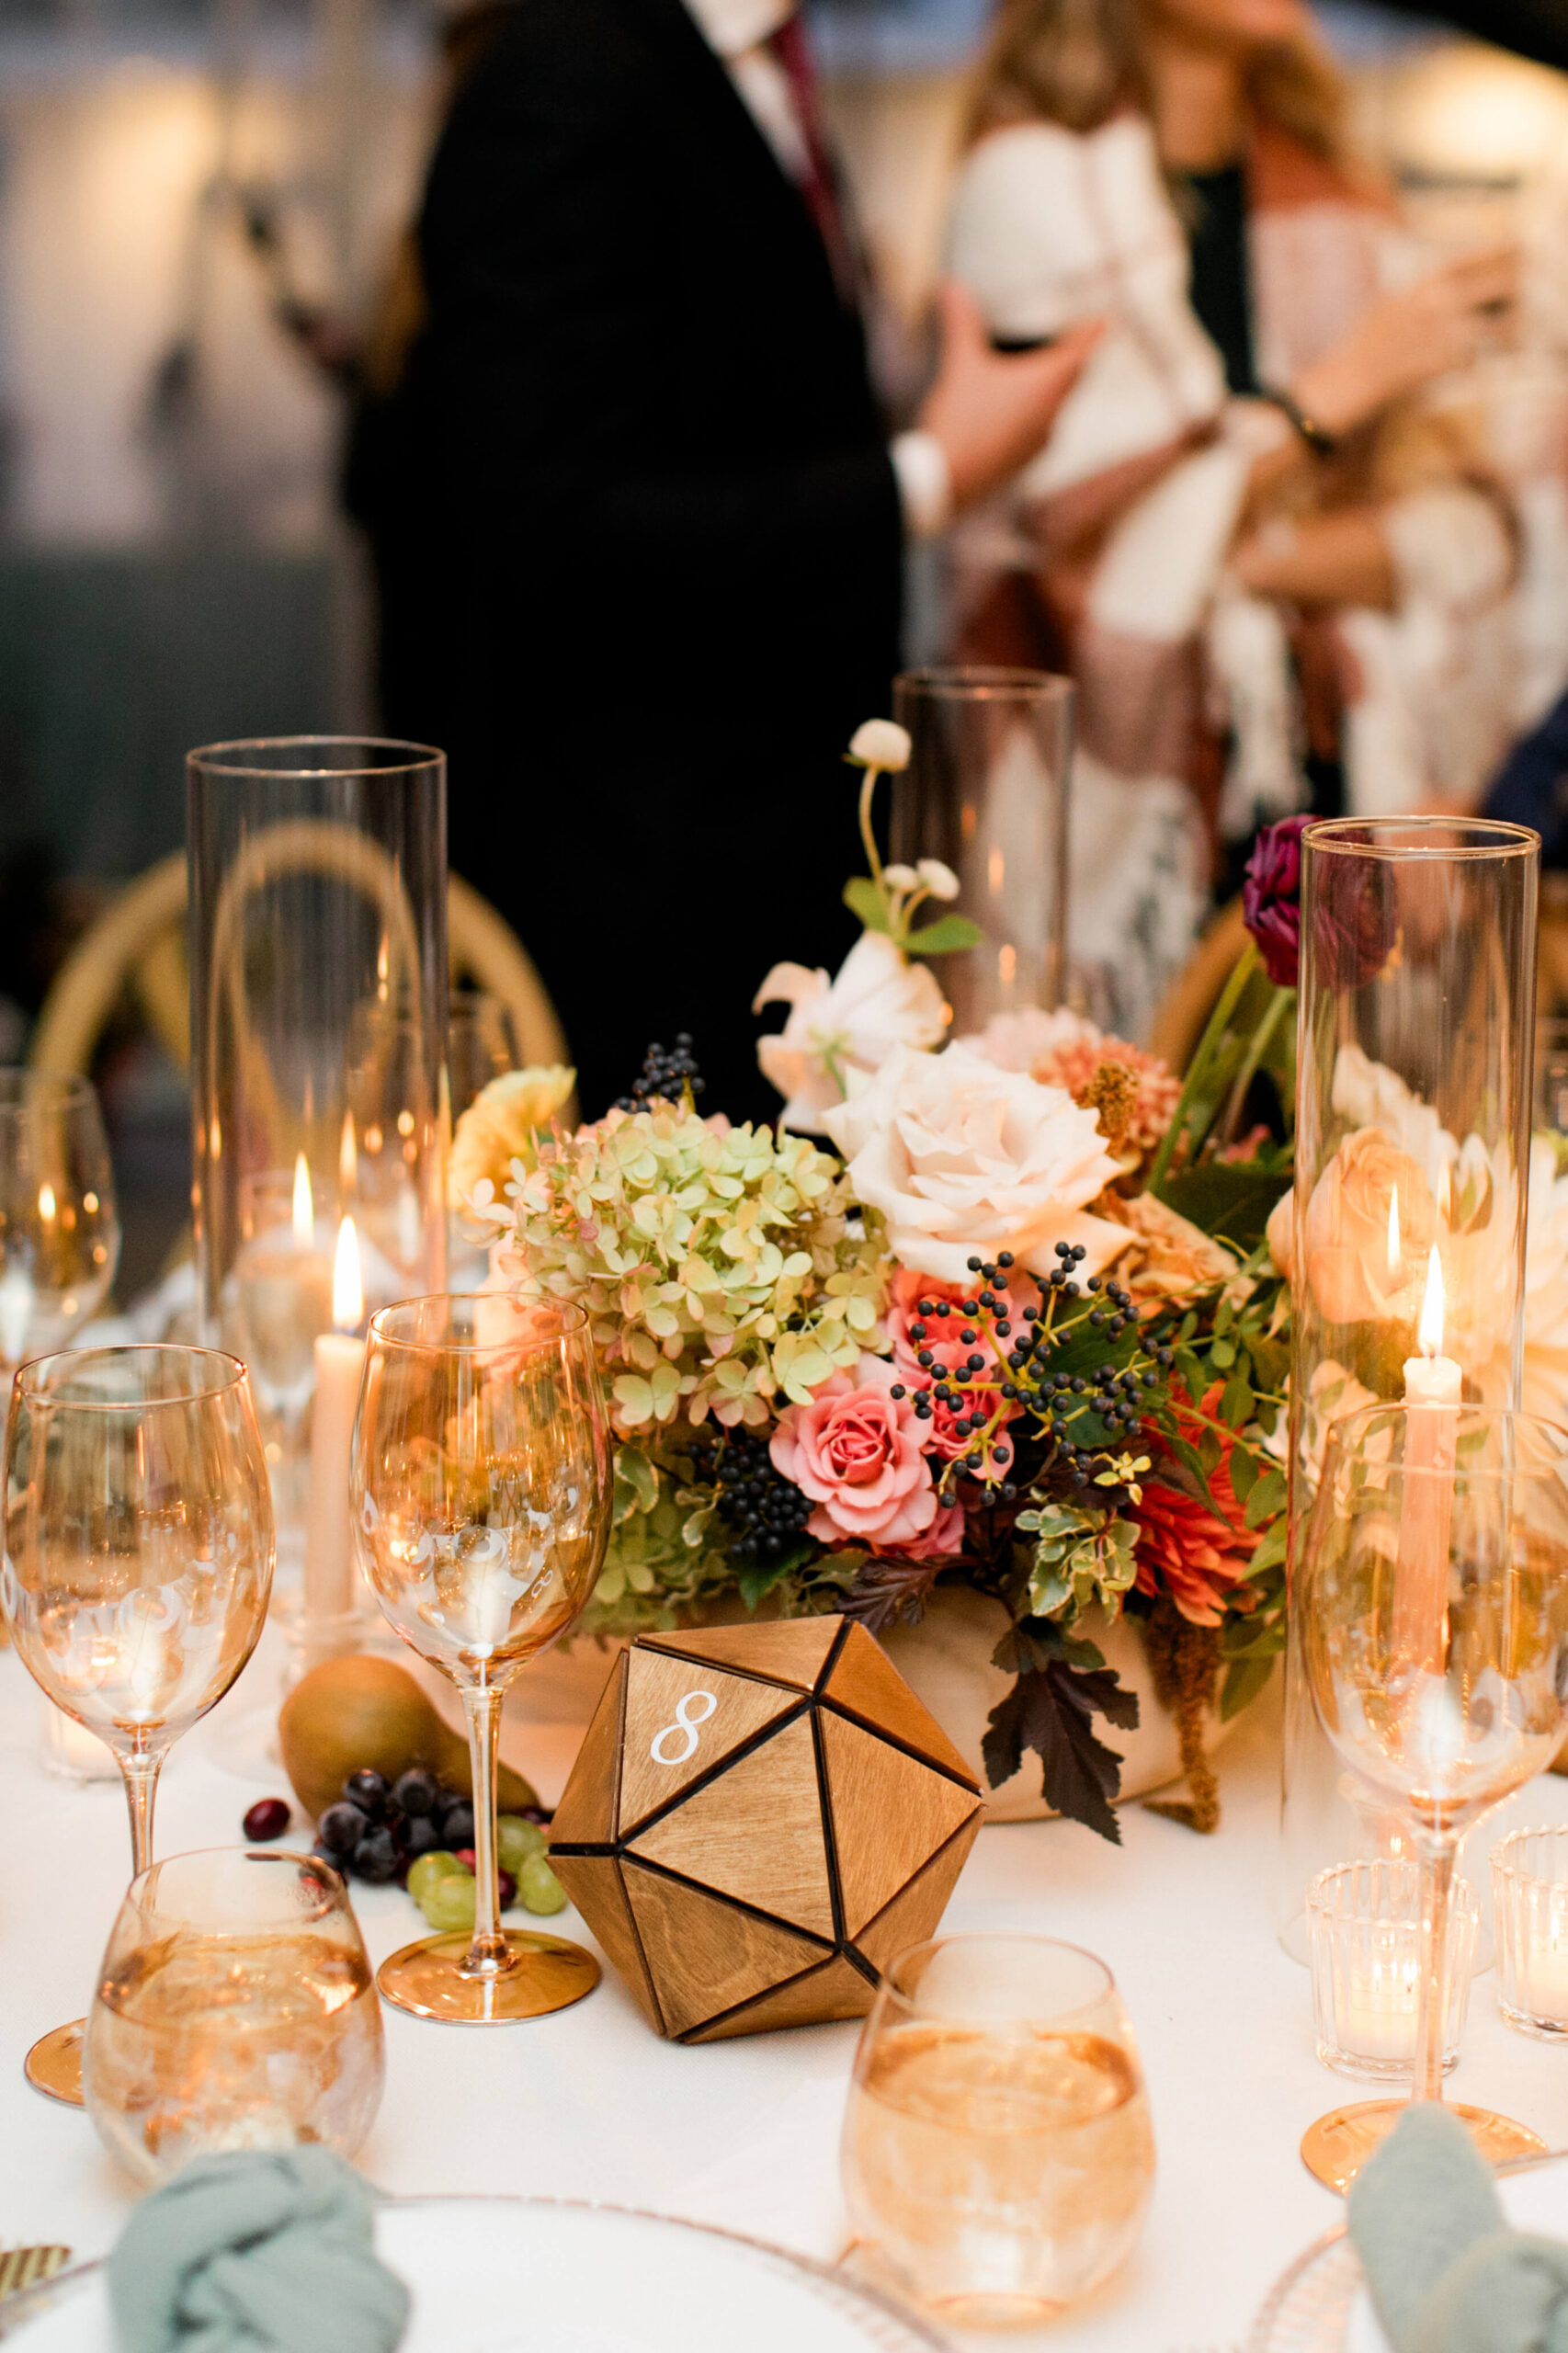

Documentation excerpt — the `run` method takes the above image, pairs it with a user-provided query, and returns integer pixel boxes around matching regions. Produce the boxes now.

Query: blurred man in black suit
[358,0,1096,1116]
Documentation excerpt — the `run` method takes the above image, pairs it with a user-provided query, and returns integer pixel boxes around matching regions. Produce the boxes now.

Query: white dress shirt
[680,0,951,538]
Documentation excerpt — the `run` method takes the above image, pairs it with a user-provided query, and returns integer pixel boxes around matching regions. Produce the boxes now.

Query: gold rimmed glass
[1298,1401,1568,2190]
[350,1294,610,2022]
[1,1345,275,2104]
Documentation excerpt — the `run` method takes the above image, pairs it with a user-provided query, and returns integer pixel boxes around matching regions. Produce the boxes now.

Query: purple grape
[344,1769,390,1820]
[318,1802,366,1855]
[352,1825,400,1883]
[392,1768,440,1817]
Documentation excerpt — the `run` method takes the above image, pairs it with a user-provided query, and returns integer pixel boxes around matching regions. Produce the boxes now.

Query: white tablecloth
[6,1642,1568,2352]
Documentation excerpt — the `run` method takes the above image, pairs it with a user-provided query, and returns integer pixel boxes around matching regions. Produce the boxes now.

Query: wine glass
[85,1846,383,2186]
[1,1346,275,2104]
[841,1934,1154,2325]
[350,1294,610,2022]
[0,1071,119,1378]
[1298,1402,1568,2190]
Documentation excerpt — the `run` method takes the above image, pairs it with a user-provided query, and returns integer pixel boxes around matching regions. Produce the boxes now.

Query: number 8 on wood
[650,1689,718,1767]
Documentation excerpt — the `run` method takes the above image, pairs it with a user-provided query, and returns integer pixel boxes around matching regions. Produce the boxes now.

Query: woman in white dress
[945,0,1518,1039]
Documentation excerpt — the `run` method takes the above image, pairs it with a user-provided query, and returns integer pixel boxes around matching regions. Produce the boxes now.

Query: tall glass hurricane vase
[1279,819,1539,1961]
[351,1295,611,2023]
[891,669,1072,1035]
[187,739,449,1613]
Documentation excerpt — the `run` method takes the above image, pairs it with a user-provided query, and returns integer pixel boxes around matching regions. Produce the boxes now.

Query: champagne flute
[351,1294,610,2022]
[1298,1402,1568,2190]
[0,1071,119,1378]
[1,1346,275,2104]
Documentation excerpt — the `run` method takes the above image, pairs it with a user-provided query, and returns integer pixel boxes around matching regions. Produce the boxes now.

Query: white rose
[847,719,912,771]
[819,1040,1129,1283]
[753,932,948,1133]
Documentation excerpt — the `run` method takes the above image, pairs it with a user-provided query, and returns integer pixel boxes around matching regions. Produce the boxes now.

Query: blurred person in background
[347,0,1099,1120]
[944,0,1519,1040]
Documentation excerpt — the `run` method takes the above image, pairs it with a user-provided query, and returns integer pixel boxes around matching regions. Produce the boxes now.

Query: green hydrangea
[499,1102,886,1436]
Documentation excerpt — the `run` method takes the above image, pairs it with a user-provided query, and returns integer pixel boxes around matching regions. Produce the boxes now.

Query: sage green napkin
[108,2149,410,2353]
[1348,2106,1568,2353]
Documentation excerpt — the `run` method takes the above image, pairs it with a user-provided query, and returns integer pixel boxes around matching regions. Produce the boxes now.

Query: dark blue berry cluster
[694,1427,815,1565]
[616,1035,705,1113]
[889,1245,1176,1505]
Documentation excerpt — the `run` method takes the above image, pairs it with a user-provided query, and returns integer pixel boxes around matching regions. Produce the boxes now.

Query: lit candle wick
[291,1152,313,1249]
[1418,1245,1445,1361]
[332,1215,364,1334]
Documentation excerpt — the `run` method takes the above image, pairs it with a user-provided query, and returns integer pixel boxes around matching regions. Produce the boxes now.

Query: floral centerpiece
[460,728,1305,1838]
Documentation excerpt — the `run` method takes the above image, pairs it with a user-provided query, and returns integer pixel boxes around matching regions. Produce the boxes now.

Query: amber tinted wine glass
[1,1345,274,2103]
[1298,1402,1568,2189]
[351,1295,610,2021]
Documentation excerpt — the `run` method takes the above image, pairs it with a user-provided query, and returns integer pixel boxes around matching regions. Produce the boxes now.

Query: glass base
[1313,2040,1459,2084]
[25,2020,85,2107]
[377,1930,600,2023]
[1301,2100,1547,2193]
[1499,2003,1568,2040]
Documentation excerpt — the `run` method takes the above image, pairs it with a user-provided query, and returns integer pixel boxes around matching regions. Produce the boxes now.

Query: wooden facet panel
[854,1821,982,1977]
[618,1651,801,1836]
[548,1658,626,1847]
[548,1853,664,2033]
[640,1617,845,1692]
[686,1952,876,2042]
[628,1715,834,1938]
[821,1711,982,1937]
[824,1624,978,1787]
[621,1862,830,2038]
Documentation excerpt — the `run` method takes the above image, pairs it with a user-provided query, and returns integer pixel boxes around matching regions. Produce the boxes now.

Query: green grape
[420,1873,478,1934]
[407,1850,464,1906]
[496,1816,546,1872]
[518,1854,567,1916]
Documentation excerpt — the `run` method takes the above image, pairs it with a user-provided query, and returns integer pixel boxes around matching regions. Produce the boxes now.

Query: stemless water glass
[842,1935,1155,2326]
[0,1071,119,1376]
[351,1295,610,2022]
[1298,1403,1568,2189]
[85,1847,383,2186]
[1,1346,274,2103]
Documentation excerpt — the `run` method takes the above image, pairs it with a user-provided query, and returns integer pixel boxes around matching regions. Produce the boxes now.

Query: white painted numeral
[650,1688,718,1766]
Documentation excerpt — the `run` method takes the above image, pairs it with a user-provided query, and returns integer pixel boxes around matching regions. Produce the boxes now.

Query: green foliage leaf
[903,915,983,956]
[1245,1469,1287,1529]
[1221,1654,1277,1721]
[843,876,890,934]
[735,1539,818,1610]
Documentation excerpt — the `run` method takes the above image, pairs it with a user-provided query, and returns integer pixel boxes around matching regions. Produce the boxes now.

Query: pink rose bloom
[877,1495,968,1564]
[886,1267,1023,1477]
[771,1353,939,1548]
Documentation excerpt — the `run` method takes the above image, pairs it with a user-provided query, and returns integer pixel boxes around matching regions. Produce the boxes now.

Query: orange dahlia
[1132,1383,1258,1626]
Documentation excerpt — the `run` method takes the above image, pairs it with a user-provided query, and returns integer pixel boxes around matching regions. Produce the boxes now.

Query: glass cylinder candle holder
[187,739,449,1636]
[1493,1826,1568,2039]
[1309,1862,1478,2081]
[1535,1017,1568,1136]
[890,668,1072,1037]
[1278,819,1539,1961]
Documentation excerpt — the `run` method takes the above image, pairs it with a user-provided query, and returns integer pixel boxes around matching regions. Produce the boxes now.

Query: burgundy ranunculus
[1241,816,1307,988]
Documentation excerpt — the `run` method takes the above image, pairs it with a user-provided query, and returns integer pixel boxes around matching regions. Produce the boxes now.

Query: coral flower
[770,1352,939,1548]
[1132,1384,1258,1626]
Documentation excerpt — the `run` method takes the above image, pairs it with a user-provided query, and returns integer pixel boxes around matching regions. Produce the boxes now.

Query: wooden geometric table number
[550,1617,983,2042]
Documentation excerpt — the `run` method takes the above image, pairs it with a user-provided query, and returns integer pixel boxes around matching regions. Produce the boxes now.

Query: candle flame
[332,1215,363,1333]
[339,1111,358,1195]
[1418,1246,1446,1358]
[37,1182,55,1222]
[291,1153,313,1248]
[1388,1186,1400,1276]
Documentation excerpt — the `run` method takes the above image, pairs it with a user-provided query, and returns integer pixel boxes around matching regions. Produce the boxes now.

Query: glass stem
[119,1746,164,1880]
[1413,1837,1455,2105]
[459,1678,510,1977]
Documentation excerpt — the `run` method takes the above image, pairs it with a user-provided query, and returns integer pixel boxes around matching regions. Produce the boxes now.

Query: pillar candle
[302,1216,366,1622]
[1392,1246,1460,1673]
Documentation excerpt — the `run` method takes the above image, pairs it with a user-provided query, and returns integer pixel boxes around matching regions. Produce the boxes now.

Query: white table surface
[6,1641,1568,2353]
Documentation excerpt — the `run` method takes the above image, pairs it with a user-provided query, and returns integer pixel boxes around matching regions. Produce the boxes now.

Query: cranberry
[244,1797,291,1843]
[498,1869,517,1911]
[455,1847,477,1870]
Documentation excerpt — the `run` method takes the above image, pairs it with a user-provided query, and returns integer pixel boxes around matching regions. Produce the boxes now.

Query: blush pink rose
[876,1495,968,1564]
[770,1353,938,1548]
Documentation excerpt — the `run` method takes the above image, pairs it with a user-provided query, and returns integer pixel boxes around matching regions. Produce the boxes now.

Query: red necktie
[764,14,858,301]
